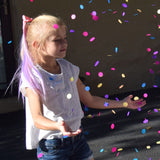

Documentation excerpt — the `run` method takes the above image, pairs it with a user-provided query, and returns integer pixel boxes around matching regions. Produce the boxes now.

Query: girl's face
[44,25,68,59]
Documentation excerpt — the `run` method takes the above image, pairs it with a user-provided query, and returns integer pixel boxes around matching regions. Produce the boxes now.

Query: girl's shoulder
[57,58,78,68]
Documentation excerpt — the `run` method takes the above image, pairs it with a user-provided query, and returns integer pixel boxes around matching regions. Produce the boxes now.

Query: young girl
[13,14,146,160]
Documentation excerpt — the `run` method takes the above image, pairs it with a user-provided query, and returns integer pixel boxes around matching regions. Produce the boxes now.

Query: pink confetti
[111,67,115,71]
[90,37,95,42]
[38,153,43,158]
[92,15,99,21]
[112,147,117,153]
[147,48,151,52]
[113,11,118,14]
[155,61,159,65]
[53,24,59,29]
[149,68,154,74]
[111,123,115,130]
[143,93,148,98]
[127,111,130,116]
[116,152,120,157]
[158,130,160,134]
[91,11,97,16]
[98,72,103,77]
[86,72,91,76]
[83,31,88,37]
[30,0,33,2]
[153,51,158,55]
[143,118,149,124]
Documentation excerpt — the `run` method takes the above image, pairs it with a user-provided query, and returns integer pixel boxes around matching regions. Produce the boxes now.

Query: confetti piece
[8,40,12,44]
[63,135,69,138]
[49,77,54,81]
[137,9,142,13]
[156,141,160,144]
[90,37,95,42]
[112,147,117,152]
[71,14,76,20]
[98,72,103,77]
[92,15,99,21]
[117,148,123,152]
[97,83,103,88]
[104,102,109,107]
[158,130,160,134]
[141,128,146,134]
[83,31,88,37]
[115,97,119,101]
[146,145,151,149]
[30,0,33,2]
[116,152,120,157]
[135,148,139,152]
[86,72,91,76]
[112,110,116,114]
[100,148,104,152]
[123,102,128,107]
[121,73,125,78]
[66,93,72,99]
[70,77,74,82]
[91,11,97,16]
[141,82,146,88]
[147,48,151,52]
[80,4,84,9]
[157,9,160,14]
[85,86,90,91]
[105,94,109,99]
[111,123,115,130]
[115,47,118,53]
[89,0,93,4]
[98,112,101,116]
[134,96,139,101]
[53,24,59,29]
[38,153,43,158]
[122,12,126,16]
[70,29,75,33]
[127,111,130,116]
[118,19,122,24]
[94,60,99,67]
[122,3,128,8]
[119,84,124,89]
[143,93,148,98]
[108,0,111,4]
[111,67,115,71]
[143,118,148,124]
[154,108,158,112]
[133,158,138,160]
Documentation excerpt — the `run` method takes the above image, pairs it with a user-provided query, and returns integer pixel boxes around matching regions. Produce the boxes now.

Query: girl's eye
[52,37,67,43]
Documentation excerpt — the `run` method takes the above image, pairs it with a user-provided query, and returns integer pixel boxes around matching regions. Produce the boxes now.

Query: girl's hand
[122,95,146,110]
[57,121,81,137]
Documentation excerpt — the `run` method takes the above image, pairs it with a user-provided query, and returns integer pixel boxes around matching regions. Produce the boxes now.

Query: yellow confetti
[146,145,151,149]
[134,96,139,101]
[137,9,142,13]
[123,102,128,107]
[146,126,152,130]
[87,114,93,118]
[117,148,123,152]
[125,0,128,2]
[156,141,160,144]
[97,83,103,88]
[112,110,116,114]
[118,19,122,24]
[119,84,124,89]
[70,76,74,82]
[121,73,125,78]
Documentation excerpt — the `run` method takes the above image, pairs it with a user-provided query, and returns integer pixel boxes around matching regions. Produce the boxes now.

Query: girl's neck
[38,59,61,74]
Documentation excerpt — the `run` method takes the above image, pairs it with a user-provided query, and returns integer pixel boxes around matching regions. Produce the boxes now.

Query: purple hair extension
[8,15,46,102]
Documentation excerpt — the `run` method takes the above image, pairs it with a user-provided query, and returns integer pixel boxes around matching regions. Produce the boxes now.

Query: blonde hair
[21,14,66,63]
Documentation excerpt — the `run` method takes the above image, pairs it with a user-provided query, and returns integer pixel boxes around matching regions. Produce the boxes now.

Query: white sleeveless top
[20,58,84,149]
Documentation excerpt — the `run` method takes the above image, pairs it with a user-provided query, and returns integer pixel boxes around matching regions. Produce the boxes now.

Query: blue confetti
[8,40,12,44]
[63,135,68,138]
[85,86,90,91]
[135,148,139,152]
[80,4,84,9]
[133,158,138,160]
[89,0,93,3]
[104,102,109,107]
[108,0,111,4]
[100,148,104,152]
[141,128,146,134]
[115,47,118,53]
[141,83,146,88]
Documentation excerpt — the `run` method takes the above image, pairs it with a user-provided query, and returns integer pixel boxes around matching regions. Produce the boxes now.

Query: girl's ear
[32,41,40,49]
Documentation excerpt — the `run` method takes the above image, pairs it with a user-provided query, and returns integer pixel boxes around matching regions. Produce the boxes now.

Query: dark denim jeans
[37,131,93,160]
